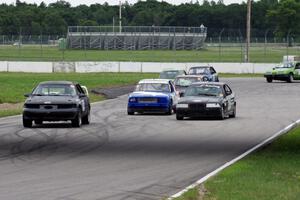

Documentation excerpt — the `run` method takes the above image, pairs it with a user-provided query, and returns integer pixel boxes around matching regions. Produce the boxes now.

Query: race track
[0,78,299,200]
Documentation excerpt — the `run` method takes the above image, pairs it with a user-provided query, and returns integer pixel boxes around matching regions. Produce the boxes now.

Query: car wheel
[34,120,43,125]
[166,102,173,115]
[287,74,293,83]
[219,107,225,120]
[229,104,236,118]
[82,110,90,125]
[23,118,32,128]
[127,111,134,115]
[176,114,184,120]
[72,110,82,127]
[266,77,273,83]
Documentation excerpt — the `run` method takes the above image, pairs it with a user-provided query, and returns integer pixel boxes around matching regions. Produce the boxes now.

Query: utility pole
[245,0,251,62]
[119,0,122,33]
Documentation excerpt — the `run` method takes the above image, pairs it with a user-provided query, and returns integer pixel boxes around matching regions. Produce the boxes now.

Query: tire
[34,120,43,125]
[72,110,82,127]
[23,118,32,128]
[82,110,90,125]
[266,77,273,83]
[229,104,236,118]
[127,111,134,115]
[176,114,184,120]
[287,74,293,83]
[166,102,173,115]
[219,107,225,120]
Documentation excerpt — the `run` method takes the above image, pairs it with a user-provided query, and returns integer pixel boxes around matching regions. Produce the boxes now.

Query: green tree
[267,0,300,37]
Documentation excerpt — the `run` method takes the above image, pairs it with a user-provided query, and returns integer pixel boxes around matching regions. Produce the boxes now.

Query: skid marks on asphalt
[0,123,109,165]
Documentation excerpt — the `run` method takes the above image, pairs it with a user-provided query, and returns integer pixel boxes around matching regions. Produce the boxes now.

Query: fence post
[286,30,291,56]
[218,28,225,61]
[264,29,269,58]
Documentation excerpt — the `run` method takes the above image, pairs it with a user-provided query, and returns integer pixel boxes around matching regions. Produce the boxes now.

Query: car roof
[138,79,171,84]
[191,82,226,86]
[175,75,204,79]
[39,81,77,85]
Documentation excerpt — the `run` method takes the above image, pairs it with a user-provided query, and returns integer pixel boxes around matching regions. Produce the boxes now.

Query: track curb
[168,118,300,199]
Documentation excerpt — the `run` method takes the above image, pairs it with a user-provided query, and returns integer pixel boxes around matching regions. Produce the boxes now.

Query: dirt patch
[91,85,135,99]
[0,103,22,110]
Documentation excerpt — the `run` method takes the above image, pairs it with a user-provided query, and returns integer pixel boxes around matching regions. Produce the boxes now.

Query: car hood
[25,96,79,104]
[178,96,223,104]
[129,91,170,98]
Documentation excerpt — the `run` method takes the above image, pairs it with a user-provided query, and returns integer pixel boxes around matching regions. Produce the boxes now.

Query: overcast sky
[0,0,247,6]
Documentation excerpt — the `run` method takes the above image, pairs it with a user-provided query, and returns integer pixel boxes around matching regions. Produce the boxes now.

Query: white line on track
[168,118,300,199]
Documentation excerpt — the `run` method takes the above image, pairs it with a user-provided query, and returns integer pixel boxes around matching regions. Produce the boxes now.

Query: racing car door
[169,80,178,105]
[76,84,90,115]
[294,62,300,80]
[223,84,234,113]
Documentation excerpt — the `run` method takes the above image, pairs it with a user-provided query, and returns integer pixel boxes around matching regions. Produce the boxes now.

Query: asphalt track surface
[0,78,299,200]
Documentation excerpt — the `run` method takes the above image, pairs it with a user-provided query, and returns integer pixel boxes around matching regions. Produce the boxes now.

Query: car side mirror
[24,93,31,97]
[179,92,185,97]
[226,92,232,96]
[79,94,86,98]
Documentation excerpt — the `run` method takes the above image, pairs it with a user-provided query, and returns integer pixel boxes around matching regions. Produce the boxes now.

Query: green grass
[176,126,300,200]
[219,73,262,78]
[0,72,157,104]
[173,188,199,200]
[0,45,299,62]
[205,126,300,200]
[0,108,22,118]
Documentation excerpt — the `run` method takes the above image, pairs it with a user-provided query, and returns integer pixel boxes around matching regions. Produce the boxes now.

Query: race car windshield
[32,84,77,96]
[174,77,200,87]
[135,83,171,92]
[185,85,222,97]
[276,63,293,68]
[159,71,180,79]
[189,68,210,75]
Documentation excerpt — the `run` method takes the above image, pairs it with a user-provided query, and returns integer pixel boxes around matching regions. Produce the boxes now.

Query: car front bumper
[176,107,222,118]
[23,108,79,121]
[128,103,170,113]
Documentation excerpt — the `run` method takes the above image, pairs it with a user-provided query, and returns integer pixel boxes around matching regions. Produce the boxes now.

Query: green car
[264,62,300,83]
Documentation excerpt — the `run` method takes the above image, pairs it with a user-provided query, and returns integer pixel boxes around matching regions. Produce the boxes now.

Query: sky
[0,0,248,6]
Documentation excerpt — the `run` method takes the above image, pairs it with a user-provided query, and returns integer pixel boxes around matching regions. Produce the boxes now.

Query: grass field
[0,45,299,63]
[175,126,300,200]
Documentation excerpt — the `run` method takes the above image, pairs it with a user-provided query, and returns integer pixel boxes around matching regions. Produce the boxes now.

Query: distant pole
[113,17,115,33]
[245,0,251,62]
[119,0,122,33]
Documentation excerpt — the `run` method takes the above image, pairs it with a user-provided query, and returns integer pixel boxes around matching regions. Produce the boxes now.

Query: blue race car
[188,66,219,82]
[127,79,179,115]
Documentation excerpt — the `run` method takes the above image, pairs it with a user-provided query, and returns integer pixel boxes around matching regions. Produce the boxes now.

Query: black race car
[176,82,236,120]
[23,81,91,128]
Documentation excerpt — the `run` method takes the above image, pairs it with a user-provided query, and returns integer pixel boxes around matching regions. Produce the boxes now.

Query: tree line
[0,0,299,38]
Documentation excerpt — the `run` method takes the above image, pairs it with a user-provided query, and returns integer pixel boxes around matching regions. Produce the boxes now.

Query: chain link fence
[0,27,299,62]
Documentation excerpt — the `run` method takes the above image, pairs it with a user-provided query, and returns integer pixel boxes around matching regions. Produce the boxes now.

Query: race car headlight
[177,104,189,108]
[206,103,221,108]
[129,98,137,102]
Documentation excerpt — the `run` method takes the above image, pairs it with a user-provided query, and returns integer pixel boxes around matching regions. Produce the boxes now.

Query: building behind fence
[67,26,207,50]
